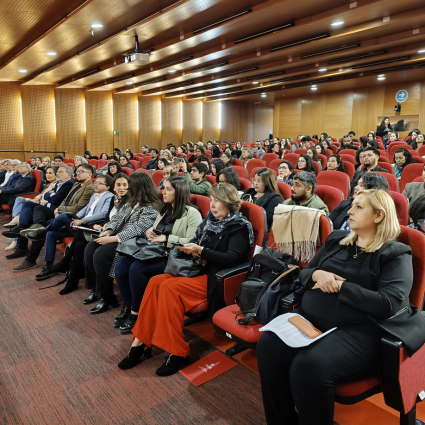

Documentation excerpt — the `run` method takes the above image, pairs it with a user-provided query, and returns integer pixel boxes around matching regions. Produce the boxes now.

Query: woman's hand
[94,235,118,245]
[179,161,187,173]
[70,218,84,227]
[152,234,166,243]
[99,230,113,238]
[146,227,155,240]
[311,270,345,293]
[92,224,103,231]
[178,243,202,257]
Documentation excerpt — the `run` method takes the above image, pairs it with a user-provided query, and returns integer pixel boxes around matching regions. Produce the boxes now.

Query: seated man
[403,164,425,206]
[7,163,95,272]
[337,135,359,153]
[143,148,159,170]
[54,155,64,167]
[0,160,13,186]
[30,174,115,280]
[0,162,35,208]
[283,172,329,215]
[252,141,266,159]
[1,160,20,188]
[180,161,212,196]
[351,146,388,186]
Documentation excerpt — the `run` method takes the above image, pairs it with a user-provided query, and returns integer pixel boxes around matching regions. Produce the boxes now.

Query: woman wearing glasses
[296,154,317,176]
[216,168,243,196]
[276,160,294,185]
[241,168,283,230]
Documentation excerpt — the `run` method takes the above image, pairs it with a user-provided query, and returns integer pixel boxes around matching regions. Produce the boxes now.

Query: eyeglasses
[278,166,288,170]
[218,180,226,184]
[76,170,88,174]
[251,179,263,184]
[94,181,107,186]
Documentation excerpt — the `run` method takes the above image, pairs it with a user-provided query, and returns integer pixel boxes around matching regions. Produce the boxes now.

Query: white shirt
[86,191,108,217]
[1,170,14,187]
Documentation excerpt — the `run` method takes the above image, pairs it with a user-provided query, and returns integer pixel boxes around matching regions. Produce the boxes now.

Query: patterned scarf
[193,211,255,247]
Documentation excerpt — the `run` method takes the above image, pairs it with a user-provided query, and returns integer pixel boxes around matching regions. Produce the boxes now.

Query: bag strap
[235,312,256,326]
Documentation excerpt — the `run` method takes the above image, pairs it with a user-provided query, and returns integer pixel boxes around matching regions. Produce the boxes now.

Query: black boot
[118,344,152,370]
[47,258,70,274]
[119,313,138,335]
[58,276,79,295]
[112,306,131,328]
[155,354,190,376]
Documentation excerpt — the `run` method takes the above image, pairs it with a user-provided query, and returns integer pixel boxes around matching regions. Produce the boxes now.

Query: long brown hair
[160,177,197,221]
[127,172,161,209]
[255,168,281,196]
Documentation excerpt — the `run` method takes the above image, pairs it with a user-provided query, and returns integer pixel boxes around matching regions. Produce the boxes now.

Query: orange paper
[179,351,238,386]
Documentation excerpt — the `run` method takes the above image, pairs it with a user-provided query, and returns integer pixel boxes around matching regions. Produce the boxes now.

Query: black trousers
[257,325,382,425]
[84,241,118,299]
[33,205,56,224]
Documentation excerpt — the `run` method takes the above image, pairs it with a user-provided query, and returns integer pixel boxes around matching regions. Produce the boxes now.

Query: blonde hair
[340,189,400,252]
[209,183,242,214]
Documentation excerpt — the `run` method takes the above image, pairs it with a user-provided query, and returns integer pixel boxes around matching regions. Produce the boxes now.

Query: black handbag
[116,236,166,261]
[164,246,205,277]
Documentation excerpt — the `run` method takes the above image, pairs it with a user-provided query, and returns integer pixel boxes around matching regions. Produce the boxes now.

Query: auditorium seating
[378,162,394,174]
[151,170,164,187]
[135,168,150,175]
[400,164,424,192]
[339,154,355,165]
[246,159,266,175]
[282,153,299,167]
[342,161,355,180]
[239,178,252,192]
[130,160,140,170]
[229,165,249,179]
[205,175,216,185]
[232,158,244,167]
[317,170,350,199]
[390,191,409,226]
[315,185,343,213]
[261,153,279,166]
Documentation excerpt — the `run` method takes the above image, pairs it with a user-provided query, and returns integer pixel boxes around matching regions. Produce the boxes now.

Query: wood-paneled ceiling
[2,0,425,103]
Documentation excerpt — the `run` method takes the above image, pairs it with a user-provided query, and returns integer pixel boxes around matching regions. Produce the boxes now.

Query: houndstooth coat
[103,203,159,277]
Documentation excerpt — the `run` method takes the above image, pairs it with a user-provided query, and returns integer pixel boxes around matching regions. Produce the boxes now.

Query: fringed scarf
[272,204,326,263]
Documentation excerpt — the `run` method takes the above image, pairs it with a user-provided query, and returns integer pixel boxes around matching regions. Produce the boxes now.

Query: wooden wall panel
[202,101,220,143]
[55,88,85,158]
[113,93,139,154]
[21,86,56,158]
[383,82,421,116]
[274,97,302,139]
[324,92,354,138]
[247,104,274,142]
[85,91,113,155]
[221,101,243,142]
[161,98,182,148]
[139,95,161,150]
[0,84,24,161]
[182,100,202,145]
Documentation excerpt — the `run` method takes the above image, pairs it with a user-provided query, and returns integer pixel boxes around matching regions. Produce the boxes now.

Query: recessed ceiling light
[91,24,103,28]
[18,69,27,73]
[377,76,386,80]
[311,87,318,90]
[331,21,344,26]
[252,81,259,84]
[311,85,317,88]
[46,52,57,56]
[126,82,134,85]
[418,49,425,54]
[318,68,327,72]
[261,94,267,97]
[168,69,177,73]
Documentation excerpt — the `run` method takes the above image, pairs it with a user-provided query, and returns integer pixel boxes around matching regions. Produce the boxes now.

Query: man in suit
[29,174,115,280]
[1,160,20,188]
[0,160,14,186]
[0,162,35,208]
[0,160,6,185]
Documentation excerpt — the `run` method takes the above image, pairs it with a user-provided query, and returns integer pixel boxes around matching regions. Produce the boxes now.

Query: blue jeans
[12,197,28,217]
[115,256,167,312]
[44,213,77,263]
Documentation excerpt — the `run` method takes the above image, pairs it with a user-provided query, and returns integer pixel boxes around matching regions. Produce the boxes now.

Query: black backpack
[235,248,300,325]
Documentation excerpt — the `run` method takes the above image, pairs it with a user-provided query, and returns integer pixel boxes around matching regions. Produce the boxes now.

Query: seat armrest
[380,336,425,415]
[18,192,39,199]
[216,262,250,306]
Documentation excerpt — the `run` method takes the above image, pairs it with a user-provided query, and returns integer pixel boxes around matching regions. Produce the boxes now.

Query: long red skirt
[132,273,208,357]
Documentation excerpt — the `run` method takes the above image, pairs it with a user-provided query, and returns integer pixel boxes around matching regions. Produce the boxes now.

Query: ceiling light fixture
[331,21,344,26]
[318,68,327,72]
[311,87,318,90]
[252,81,259,84]
[221,66,259,77]
[377,76,386,80]
[168,69,177,73]
[46,52,57,56]
[270,33,330,52]
[261,94,267,97]
[193,9,252,34]
[18,69,27,73]
[418,49,425,53]
[301,43,360,59]
[126,82,134,85]
[234,22,295,44]
[91,24,104,28]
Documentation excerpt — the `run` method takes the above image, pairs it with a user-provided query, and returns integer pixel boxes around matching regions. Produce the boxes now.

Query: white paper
[259,313,336,348]
[253,245,263,256]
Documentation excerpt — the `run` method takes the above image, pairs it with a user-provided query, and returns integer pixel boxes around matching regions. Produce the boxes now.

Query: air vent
[231,88,268,97]
[352,56,411,70]
[111,74,135,83]
[372,60,425,74]
[270,74,310,84]
[193,9,252,34]
[235,22,295,44]
[291,78,331,88]
[300,43,361,59]
[328,50,387,65]
[191,61,229,73]
[139,77,167,87]
[78,67,100,78]
[247,70,286,80]
[270,33,330,52]
[162,80,195,91]
[158,56,194,69]
[221,67,259,77]
[207,87,244,96]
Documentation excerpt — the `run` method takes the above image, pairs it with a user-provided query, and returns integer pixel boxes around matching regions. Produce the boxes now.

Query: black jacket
[337,145,358,153]
[144,157,159,171]
[299,231,425,356]
[44,179,75,209]
[243,188,283,231]
[351,165,389,187]
[329,200,352,230]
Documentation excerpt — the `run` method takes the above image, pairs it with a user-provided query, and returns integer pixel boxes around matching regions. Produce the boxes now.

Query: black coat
[299,231,425,356]
[329,200,351,229]
[44,179,75,209]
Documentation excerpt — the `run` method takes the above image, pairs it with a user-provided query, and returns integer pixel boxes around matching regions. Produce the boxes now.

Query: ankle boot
[58,275,79,295]
[118,344,152,370]
[112,305,131,328]
[5,241,17,251]
[4,216,19,228]
[119,313,138,335]
[155,354,190,376]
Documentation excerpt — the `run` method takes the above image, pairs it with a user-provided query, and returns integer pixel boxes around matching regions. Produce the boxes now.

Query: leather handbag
[164,246,204,277]
[116,236,166,261]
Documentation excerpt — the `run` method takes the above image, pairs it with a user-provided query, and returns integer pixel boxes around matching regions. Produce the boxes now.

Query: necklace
[353,243,363,258]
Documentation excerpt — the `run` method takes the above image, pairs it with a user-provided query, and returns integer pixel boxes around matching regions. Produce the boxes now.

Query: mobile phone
[152,228,164,236]
[173,157,182,165]
[172,242,183,247]
[90,234,98,240]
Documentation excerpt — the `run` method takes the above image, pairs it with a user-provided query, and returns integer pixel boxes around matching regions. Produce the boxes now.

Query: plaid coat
[103,203,159,277]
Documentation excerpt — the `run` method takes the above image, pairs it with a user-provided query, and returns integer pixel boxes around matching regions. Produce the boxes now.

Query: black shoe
[118,344,152,370]
[34,266,58,281]
[46,261,69,274]
[82,291,98,305]
[112,305,131,328]
[155,354,190,377]
[58,279,78,295]
[2,225,25,238]
[26,229,47,241]
[89,297,120,314]
[6,248,28,260]
[119,313,138,335]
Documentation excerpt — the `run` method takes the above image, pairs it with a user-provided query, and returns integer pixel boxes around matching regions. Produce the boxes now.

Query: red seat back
[418,145,425,157]
[318,154,327,170]
[294,148,307,155]
[240,201,267,260]
[412,156,425,164]
[315,185,343,213]
[89,159,98,168]
[330,145,338,154]
[378,162,394,174]
[141,156,151,167]
[388,144,412,163]
[246,159,266,175]
[151,170,163,187]
[390,191,409,226]
[98,159,108,169]
[282,153,299,167]
[130,160,140,170]
[339,154,355,165]
[371,171,399,192]
[239,178,252,192]
[342,161,355,180]
[229,165,248,180]
[379,155,389,163]
[121,167,133,176]
[269,159,283,172]
[205,175,216,185]
[31,170,42,193]
[317,170,350,199]
[262,153,279,166]
[400,164,424,192]
[325,149,333,157]
[340,148,357,156]
[190,194,210,219]
[276,181,291,200]
[232,158,243,167]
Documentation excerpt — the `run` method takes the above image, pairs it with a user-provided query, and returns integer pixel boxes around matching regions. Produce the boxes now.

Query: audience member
[119,155,134,171]
[216,168,243,196]
[157,165,174,190]
[392,148,414,180]
[106,160,123,178]
[240,148,253,168]
[354,148,366,171]
[408,195,425,234]
[211,159,225,176]
[0,160,14,186]
[324,154,346,173]
[220,152,232,168]
[276,160,294,185]
[403,164,425,206]
[296,154,317,176]
[188,146,205,164]
[54,155,64,166]
[337,135,358,153]
[352,147,388,185]
[252,141,265,159]
[180,161,212,196]
[0,162,35,209]
[157,158,169,170]
[376,117,393,142]
[144,148,159,170]
[231,140,243,158]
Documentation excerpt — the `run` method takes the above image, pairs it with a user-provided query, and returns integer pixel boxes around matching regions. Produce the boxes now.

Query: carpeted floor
[0,215,266,425]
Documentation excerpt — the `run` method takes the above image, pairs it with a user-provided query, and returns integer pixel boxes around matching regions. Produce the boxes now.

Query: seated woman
[354,148,365,171]
[197,154,212,174]
[83,172,160,313]
[119,155,134,171]
[3,166,58,250]
[114,177,202,334]
[408,195,425,234]
[188,146,204,164]
[161,149,173,162]
[306,147,321,170]
[44,173,130,295]
[240,148,253,168]
[314,143,325,156]
[100,153,109,160]
[125,149,134,161]
[106,160,123,178]
[324,154,346,173]
[321,139,332,151]
[329,173,389,230]
[211,145,221,159]
[258,188,425,425]
[231,140,243,158]
[392,148,414,180]
[216,168,243,196]
[32,157,43,171]
[73,156,87,174]
[242,168,282,230]
[211,159,225,177]
[276,160,294,185]
[296,154,317,176]
[118,183,254,374]
[269,143,282,159]
[157,158,169,171]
